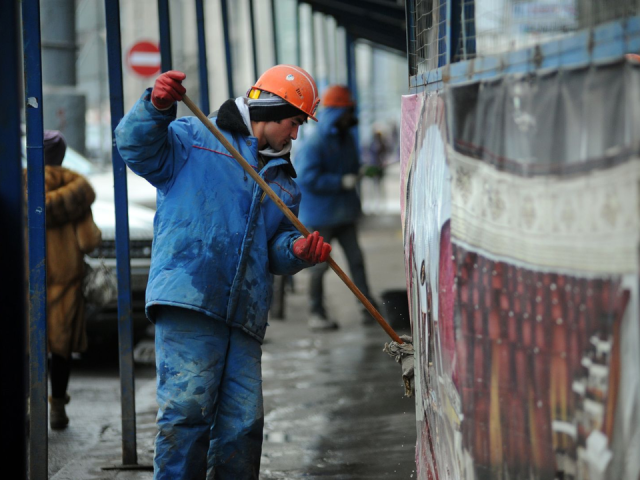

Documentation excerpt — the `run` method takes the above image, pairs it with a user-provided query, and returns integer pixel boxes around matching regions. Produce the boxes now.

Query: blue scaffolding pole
[1,1,27,477]
[346,31,357,105]
[271,0,279,65]
[249,0,260,80]
[404,0,417,76]
[310,8,319,89]
[346,31,360,152]
[104,0,140,468]
[158,0,173,72]
[220,0,235,98]
[296,0,302,67]
[195,0,210,113]
[23,0,49,476]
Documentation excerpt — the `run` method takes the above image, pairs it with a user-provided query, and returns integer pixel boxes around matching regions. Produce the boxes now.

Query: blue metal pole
[249,0,259,80]
[346,31,357,104]
[220,0,235,98]
[404,0,417,77]
[346,31,360,152]
[158,0,172,72]
[296,0,301,67]
[271,0,279,65]
[195,0,210,113]
[23,0,48,476]
[104,0,138,466]
[310,7,317,85]
[1,1,27,477]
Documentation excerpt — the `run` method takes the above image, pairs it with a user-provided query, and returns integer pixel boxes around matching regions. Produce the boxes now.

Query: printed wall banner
[401,59,640,480]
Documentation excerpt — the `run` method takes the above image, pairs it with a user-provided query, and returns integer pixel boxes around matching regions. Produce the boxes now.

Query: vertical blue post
[346,31,360,151]
[271,0,279,65]
[404,0,417,76]
[158,0,172,72]
[104,0,138,466]
[296,0,301,67]
[220,0,235,98]
[249,0,259,80]
[309,7,317,83]
[1,1,27,477]
[195,0,210,113]
[23,0,48,476]
[346,32,357,105]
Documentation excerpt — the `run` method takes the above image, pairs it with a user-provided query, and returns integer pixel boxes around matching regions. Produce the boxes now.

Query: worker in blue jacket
[115,65,331,480]
[295,85,378,331]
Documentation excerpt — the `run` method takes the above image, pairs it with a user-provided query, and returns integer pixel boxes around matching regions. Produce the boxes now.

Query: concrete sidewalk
[50,213,416,479]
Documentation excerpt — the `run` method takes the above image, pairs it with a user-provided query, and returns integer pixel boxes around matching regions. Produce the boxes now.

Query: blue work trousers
[153,306,263,480]
[308,222,372,316]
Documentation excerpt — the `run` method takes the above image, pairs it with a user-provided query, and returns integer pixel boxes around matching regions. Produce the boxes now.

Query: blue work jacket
[115,90,309,342]
[295,107,362,228]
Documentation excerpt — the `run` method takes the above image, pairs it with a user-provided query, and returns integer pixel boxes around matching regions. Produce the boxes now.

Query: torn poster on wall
[401,59,640,480]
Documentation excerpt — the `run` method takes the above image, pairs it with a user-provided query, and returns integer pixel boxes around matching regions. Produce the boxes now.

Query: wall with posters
[401,59,640,480]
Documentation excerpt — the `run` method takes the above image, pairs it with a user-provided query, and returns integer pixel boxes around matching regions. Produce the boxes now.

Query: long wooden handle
[181,94,403,344]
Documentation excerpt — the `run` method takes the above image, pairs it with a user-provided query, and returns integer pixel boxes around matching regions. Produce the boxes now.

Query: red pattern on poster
[452,244,628,478]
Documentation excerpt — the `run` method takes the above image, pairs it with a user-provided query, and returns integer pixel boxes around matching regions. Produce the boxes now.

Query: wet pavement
[48,213,416,479]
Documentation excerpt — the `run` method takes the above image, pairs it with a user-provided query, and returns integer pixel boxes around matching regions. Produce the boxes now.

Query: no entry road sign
[127,41,161,77]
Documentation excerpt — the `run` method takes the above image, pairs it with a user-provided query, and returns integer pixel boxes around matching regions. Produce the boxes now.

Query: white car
[51,145,157,349]
[62,149,157,298]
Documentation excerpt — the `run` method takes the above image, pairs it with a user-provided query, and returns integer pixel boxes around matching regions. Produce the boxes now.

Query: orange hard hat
[322,85,355,108]
[626,53,640,62]
[249,65,320,121]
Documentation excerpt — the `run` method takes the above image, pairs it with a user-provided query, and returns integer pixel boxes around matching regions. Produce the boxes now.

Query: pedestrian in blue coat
[295,85,378,331]
[115,65,331,480]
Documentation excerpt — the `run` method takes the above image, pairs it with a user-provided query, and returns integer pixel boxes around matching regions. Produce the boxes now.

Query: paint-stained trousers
[153,306,263,480]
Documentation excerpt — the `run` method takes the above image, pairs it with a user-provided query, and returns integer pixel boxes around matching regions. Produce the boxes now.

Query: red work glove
[151,70,187,110]
[293,231,332,264]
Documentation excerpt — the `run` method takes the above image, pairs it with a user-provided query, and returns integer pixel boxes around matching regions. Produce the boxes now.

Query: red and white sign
[126,41,161,77]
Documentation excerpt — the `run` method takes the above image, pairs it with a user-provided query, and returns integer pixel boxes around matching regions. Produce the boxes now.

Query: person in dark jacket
[295,85,378,331]
[115,66,331,480]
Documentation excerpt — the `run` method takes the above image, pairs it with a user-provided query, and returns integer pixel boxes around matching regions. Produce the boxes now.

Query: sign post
[126,41,161,77]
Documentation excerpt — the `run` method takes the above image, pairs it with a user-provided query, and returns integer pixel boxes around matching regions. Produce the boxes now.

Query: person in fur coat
[40,130,102,429]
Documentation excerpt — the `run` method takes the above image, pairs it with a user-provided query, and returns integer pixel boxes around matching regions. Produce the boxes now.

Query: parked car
[60,147,157,349]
